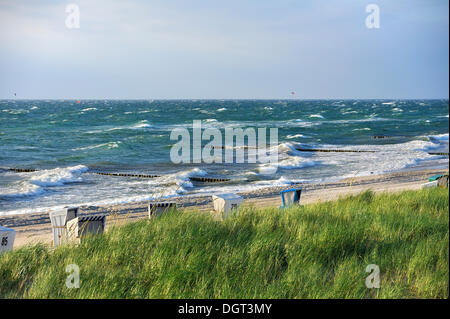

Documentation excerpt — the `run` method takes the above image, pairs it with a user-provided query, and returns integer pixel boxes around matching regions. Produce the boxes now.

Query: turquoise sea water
[0,99,448,215]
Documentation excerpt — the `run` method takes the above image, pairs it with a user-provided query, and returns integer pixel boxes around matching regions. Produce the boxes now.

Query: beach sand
[1,168,447,249]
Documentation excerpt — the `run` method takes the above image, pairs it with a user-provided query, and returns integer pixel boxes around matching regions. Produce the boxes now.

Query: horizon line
[1,98,449,101]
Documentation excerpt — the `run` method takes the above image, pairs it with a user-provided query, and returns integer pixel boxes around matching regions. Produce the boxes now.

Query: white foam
[28,165,88,187]
[96,120,153,132]
[174,168,207,188]
[0,182,43,198]
[0,190,183,216]
[428,133,449,143]
[72,142,121,151]
[286,134,305,139]
[352,128,371,131]
[257,142,321,174]
[131,120,152,129]
[2,109,29,115]
[146,168,207,191]
[313,138,448,177]
[199,110,215,115]
[253,176,301,186]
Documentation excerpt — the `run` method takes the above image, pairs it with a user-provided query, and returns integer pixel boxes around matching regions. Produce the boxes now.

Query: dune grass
[0,188,448,298]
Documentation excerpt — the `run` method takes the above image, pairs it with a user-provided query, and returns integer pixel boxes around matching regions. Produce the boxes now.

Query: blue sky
[0,0,448,99]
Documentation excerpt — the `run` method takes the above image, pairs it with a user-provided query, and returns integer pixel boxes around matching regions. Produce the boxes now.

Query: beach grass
[0,188,448,298]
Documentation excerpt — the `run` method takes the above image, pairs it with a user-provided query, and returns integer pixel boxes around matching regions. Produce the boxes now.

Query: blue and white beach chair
[280,188,302,208]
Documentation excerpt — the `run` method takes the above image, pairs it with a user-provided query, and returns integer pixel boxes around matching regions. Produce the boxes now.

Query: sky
[0,0,448,99]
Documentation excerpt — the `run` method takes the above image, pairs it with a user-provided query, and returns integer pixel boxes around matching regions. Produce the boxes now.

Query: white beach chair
[0,226,15,253]
[421,180,439,189]
[212,193,243,218]
[148,202,177,218]
[67,215,107,243]
[49,207,79,247]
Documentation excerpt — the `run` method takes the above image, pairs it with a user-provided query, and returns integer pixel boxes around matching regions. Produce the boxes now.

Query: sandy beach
[1,168,447,249]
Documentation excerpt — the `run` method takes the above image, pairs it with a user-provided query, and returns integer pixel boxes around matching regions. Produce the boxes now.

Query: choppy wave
[28,165,88,187]
[146,168,207,193]
[0,181,44,199]
[286,134,305,139]
[131,120,152,129]
[428,133,449,143]
[72,142,121,151]
[87,121,153,133]
[0,165,88,200]
[257,142,321,174]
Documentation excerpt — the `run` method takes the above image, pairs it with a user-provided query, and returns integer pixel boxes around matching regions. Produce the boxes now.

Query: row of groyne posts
[2,145,448,178]
[4,147,448,179]
[2,168,231,182]
[1,146,448,253]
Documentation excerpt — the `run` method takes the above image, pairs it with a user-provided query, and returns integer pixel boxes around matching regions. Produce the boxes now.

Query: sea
[0,99,448,216]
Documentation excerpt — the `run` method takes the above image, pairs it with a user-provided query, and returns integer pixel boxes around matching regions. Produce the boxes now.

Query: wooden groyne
[93,172,161,178]
[294,148,376,153]
[189,177,230,183]
[5,168,38,173]
[295,148,448,156]
[427,152,449,156]
[1,167,231,183]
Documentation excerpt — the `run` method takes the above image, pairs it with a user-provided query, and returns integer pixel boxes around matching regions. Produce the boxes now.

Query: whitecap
[131,120,152,129]
[0,182,43,199]
[72,141,121,151]
[199,110,215,115]
[286,134,305,139]
[28,165,88,187]
[352,128,371,131]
